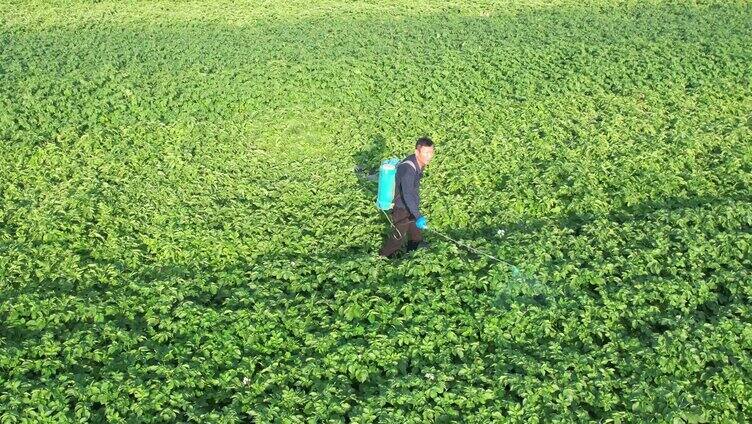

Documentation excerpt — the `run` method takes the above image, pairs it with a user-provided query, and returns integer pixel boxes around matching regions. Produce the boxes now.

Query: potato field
[1,0,751,422]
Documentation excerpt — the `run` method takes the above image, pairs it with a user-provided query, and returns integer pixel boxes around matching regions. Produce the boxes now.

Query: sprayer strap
[399,159,417,172]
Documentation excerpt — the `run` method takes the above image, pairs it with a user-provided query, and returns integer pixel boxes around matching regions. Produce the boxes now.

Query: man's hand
[416,216,428,230]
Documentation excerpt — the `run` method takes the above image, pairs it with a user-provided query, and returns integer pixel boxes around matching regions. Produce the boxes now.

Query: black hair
[416,137,434,149]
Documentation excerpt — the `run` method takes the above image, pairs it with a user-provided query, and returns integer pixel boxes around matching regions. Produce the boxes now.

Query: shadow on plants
[352,133,389,179]
[431,190,752,302]
[436,191,752,246]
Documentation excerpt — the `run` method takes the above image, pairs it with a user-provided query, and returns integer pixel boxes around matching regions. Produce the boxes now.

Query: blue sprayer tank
[376,157,400,210]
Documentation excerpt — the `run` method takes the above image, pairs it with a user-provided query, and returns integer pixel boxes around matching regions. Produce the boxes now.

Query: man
[379,137,435,258]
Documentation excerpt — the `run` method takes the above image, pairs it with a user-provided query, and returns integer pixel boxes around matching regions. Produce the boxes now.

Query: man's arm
[398,164,421,219]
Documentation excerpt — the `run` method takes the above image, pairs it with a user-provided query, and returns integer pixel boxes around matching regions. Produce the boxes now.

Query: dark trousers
[379,207,423,257]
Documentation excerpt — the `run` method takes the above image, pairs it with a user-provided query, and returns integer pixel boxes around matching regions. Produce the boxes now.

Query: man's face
[416,145,435,167]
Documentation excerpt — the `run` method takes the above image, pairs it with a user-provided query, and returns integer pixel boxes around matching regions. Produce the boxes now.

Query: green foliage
[1,0,751,422]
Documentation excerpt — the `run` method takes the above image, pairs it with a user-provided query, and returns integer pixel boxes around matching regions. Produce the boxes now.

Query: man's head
[415,137,435,168]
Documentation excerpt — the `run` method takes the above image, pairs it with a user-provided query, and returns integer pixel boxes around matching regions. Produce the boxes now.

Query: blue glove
[415,216,428,230]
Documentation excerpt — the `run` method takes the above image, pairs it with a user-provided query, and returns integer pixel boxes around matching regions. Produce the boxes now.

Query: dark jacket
[394,154,423,219]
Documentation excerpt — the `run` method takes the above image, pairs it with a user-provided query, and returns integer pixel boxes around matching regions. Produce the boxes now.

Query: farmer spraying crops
[379,137,435,258]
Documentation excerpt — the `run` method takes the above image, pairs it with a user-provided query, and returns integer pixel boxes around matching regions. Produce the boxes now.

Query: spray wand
[427,228,503,263]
